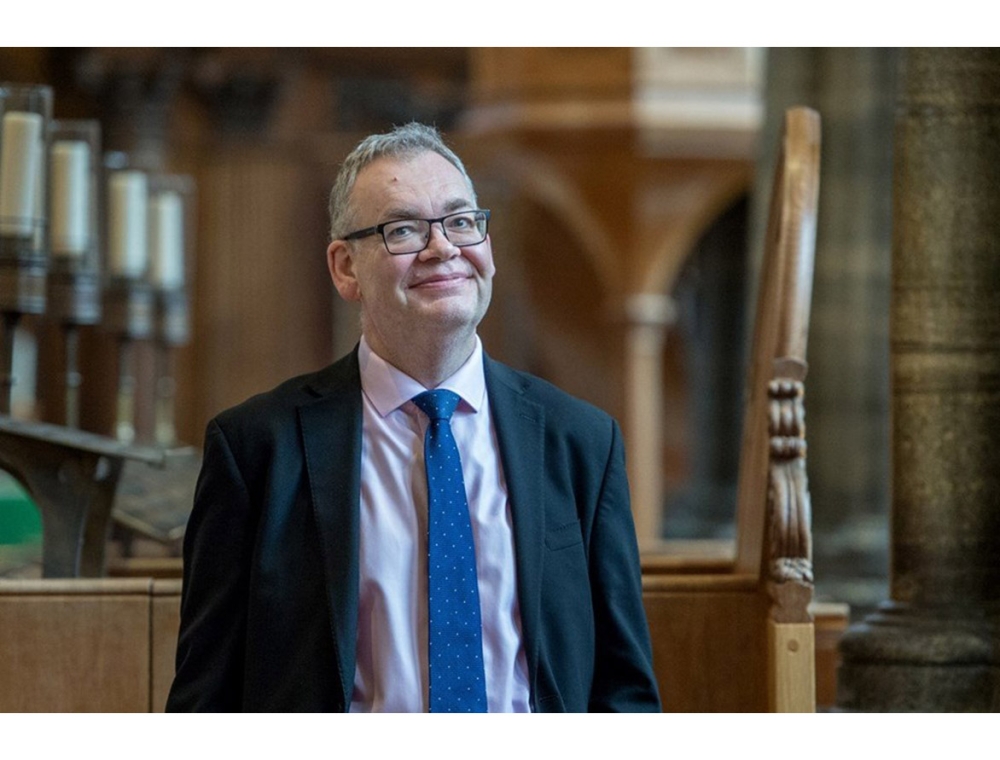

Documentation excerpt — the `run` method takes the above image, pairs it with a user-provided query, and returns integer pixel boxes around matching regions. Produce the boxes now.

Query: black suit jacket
[166,349,660,712]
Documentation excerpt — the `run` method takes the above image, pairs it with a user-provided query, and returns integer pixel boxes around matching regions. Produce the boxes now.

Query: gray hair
[328,122,476,240]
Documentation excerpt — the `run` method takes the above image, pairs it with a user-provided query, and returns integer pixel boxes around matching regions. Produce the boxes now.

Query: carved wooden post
[754,49,898,617]
[766,376,815,711]
[732,107,820,712]
[756,108,820,712]
[837,48,1000,712]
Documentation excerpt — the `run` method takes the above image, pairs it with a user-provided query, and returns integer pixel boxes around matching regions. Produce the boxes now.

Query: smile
[409,273,471,289]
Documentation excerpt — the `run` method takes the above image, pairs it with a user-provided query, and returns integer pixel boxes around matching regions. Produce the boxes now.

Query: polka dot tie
[413,389,488,713]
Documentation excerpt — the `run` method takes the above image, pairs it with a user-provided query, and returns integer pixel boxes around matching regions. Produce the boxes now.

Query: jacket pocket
[545,519,583,551]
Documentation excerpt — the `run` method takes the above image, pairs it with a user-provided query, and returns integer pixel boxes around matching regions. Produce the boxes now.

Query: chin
[420,299,488,329]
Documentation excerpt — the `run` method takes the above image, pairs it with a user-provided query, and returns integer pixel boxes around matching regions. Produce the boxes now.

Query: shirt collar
[358,335,486,418]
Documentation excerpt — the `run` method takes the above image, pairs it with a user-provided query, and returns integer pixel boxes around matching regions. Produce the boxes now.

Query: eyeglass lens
[383,210,487,254]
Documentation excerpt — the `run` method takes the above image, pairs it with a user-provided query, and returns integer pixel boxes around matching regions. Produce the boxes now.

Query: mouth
[408,272,471,290]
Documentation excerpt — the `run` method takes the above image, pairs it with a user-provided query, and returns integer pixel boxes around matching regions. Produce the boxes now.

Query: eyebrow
[382,197,474,221]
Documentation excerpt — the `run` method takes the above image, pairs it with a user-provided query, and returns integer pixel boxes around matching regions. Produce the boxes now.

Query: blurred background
[0,47,897,619]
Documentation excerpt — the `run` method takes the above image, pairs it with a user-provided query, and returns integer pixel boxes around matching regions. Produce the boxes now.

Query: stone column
[838,48,1000,712]
[623,293,676,548]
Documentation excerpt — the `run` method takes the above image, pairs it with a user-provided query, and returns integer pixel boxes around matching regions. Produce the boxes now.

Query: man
[167,123,660,712]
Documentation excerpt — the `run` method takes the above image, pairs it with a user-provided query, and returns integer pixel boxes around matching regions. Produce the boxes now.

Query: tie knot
[413,389,460,421]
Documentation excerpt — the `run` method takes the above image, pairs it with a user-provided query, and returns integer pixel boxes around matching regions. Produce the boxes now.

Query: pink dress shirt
[349,336,531,712]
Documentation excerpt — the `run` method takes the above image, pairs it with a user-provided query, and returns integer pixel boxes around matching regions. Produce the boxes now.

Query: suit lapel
[484,356,546,701]
[297,351,363,710]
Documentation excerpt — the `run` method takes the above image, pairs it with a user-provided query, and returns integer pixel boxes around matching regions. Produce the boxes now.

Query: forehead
[349,151,474,220]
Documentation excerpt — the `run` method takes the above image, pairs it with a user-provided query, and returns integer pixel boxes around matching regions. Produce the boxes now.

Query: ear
[328,239,361,302]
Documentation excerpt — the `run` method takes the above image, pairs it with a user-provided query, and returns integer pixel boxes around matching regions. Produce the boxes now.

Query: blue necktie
[412,389,488,713]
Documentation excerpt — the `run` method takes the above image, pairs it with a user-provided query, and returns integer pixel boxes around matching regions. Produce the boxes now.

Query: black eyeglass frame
[341,209,491,255]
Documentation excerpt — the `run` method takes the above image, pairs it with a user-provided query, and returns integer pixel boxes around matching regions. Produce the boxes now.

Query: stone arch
[477,147,617,300]
[637,165,752,298]
[469,146,621,413]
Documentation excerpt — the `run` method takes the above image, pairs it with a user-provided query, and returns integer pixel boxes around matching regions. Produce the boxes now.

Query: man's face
[328,151,495,356]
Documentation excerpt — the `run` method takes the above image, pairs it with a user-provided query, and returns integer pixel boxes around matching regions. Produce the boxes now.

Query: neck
[363,325,477,388]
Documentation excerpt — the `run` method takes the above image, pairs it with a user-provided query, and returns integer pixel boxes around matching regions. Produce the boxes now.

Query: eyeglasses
[343,209,491,255]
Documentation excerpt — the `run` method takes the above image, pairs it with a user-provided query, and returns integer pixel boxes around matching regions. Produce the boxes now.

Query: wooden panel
[644,572,758,594]
[643,587,768,712]
[151,580,182,713]
[0,575,834,713]
[190,144,333,445]
[0,579,152,712]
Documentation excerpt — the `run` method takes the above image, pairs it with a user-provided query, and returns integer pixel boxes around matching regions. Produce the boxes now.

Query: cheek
[470,244,496,277]
[357,259,407,297]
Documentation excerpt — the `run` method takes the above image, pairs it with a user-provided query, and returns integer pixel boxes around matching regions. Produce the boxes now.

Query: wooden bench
[641,106,835,712]
[0,578,180,712]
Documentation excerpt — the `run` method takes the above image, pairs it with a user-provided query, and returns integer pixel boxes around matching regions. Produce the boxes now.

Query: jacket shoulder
[485,357,617,434]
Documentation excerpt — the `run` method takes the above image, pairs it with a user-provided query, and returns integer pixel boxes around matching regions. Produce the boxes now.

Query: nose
[417,221,460,261]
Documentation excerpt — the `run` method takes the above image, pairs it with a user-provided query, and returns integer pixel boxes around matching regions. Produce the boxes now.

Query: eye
[445,213,475,230]
[384,221,420,239]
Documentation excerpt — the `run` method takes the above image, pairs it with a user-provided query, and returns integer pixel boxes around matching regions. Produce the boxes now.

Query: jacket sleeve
[587,419,662,712]
[166,418,255,712]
